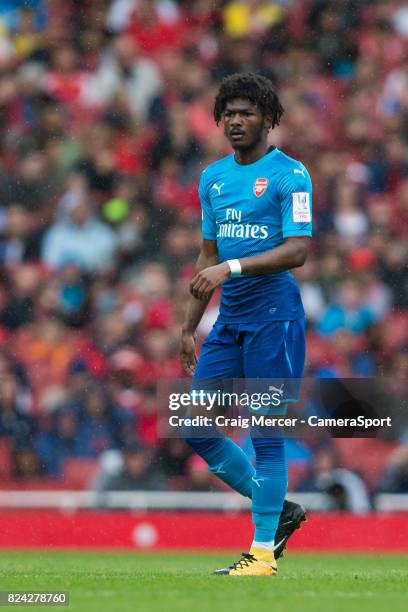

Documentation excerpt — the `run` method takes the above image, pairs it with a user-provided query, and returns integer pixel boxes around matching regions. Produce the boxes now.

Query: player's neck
[234,141,269,165]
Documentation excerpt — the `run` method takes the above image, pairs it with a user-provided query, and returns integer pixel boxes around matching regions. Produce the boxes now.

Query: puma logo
[293,168,305,177]
[252,476,265,487]
[268,384,284,395]
[211,182,224,196]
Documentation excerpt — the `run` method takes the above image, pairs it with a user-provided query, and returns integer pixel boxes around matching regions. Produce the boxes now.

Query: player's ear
[263,114,273,132]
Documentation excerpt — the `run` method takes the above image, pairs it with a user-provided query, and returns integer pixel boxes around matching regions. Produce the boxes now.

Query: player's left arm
[190,165,312,299]
[190,236,311,299]
[238,235,311,274]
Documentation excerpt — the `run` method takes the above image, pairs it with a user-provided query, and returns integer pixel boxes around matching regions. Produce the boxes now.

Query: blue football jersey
[199,147,312,322]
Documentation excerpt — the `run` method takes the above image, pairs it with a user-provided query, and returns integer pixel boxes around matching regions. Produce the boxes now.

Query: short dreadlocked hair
[213,72,284,129]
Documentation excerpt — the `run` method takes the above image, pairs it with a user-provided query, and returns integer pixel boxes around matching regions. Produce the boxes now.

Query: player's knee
[252,437,286,474]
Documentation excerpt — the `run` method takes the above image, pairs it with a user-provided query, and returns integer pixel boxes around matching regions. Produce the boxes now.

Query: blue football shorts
[192,317,306,414]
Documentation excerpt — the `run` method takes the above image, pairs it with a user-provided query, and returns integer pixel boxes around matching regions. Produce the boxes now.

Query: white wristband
[227,259,242,276]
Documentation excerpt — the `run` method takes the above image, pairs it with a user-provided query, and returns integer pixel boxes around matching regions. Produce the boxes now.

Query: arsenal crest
[254,178,268,197]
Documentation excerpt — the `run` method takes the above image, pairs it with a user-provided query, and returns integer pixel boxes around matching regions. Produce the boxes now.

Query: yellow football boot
[215,549,277,576]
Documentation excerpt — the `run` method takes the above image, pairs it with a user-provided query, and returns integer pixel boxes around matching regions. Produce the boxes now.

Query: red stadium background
[0,0,407,552]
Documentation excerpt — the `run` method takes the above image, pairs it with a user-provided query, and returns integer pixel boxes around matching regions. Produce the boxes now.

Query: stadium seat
[62,458,100,490]
[0,440,12,480]
[381,313,408,351]
[333,439,399,489]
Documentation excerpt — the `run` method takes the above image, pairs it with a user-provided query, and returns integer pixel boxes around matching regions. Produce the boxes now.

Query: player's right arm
[180,170,218,375]
[180,239,218,375]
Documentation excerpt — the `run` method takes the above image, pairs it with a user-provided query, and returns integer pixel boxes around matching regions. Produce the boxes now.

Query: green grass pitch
[0,551,407,612]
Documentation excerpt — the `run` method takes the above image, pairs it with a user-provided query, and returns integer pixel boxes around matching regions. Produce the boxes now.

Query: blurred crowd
[0,0,408,505]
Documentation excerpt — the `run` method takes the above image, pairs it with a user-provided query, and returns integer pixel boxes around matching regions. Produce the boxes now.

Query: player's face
[222,98,270,151]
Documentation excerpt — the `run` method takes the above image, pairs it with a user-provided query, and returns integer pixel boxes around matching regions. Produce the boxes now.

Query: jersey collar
[232,146,279,168]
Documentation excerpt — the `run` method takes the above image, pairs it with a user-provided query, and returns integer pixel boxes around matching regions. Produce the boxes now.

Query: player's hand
[190,263,230,300]
[180,330,198,375]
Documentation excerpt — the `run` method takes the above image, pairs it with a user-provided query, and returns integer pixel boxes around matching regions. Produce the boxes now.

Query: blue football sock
[251,436,287,543]
[185,436,255,498]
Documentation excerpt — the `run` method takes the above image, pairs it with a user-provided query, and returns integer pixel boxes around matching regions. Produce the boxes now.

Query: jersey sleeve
[199,171,217,240]
[278,166,313,238]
